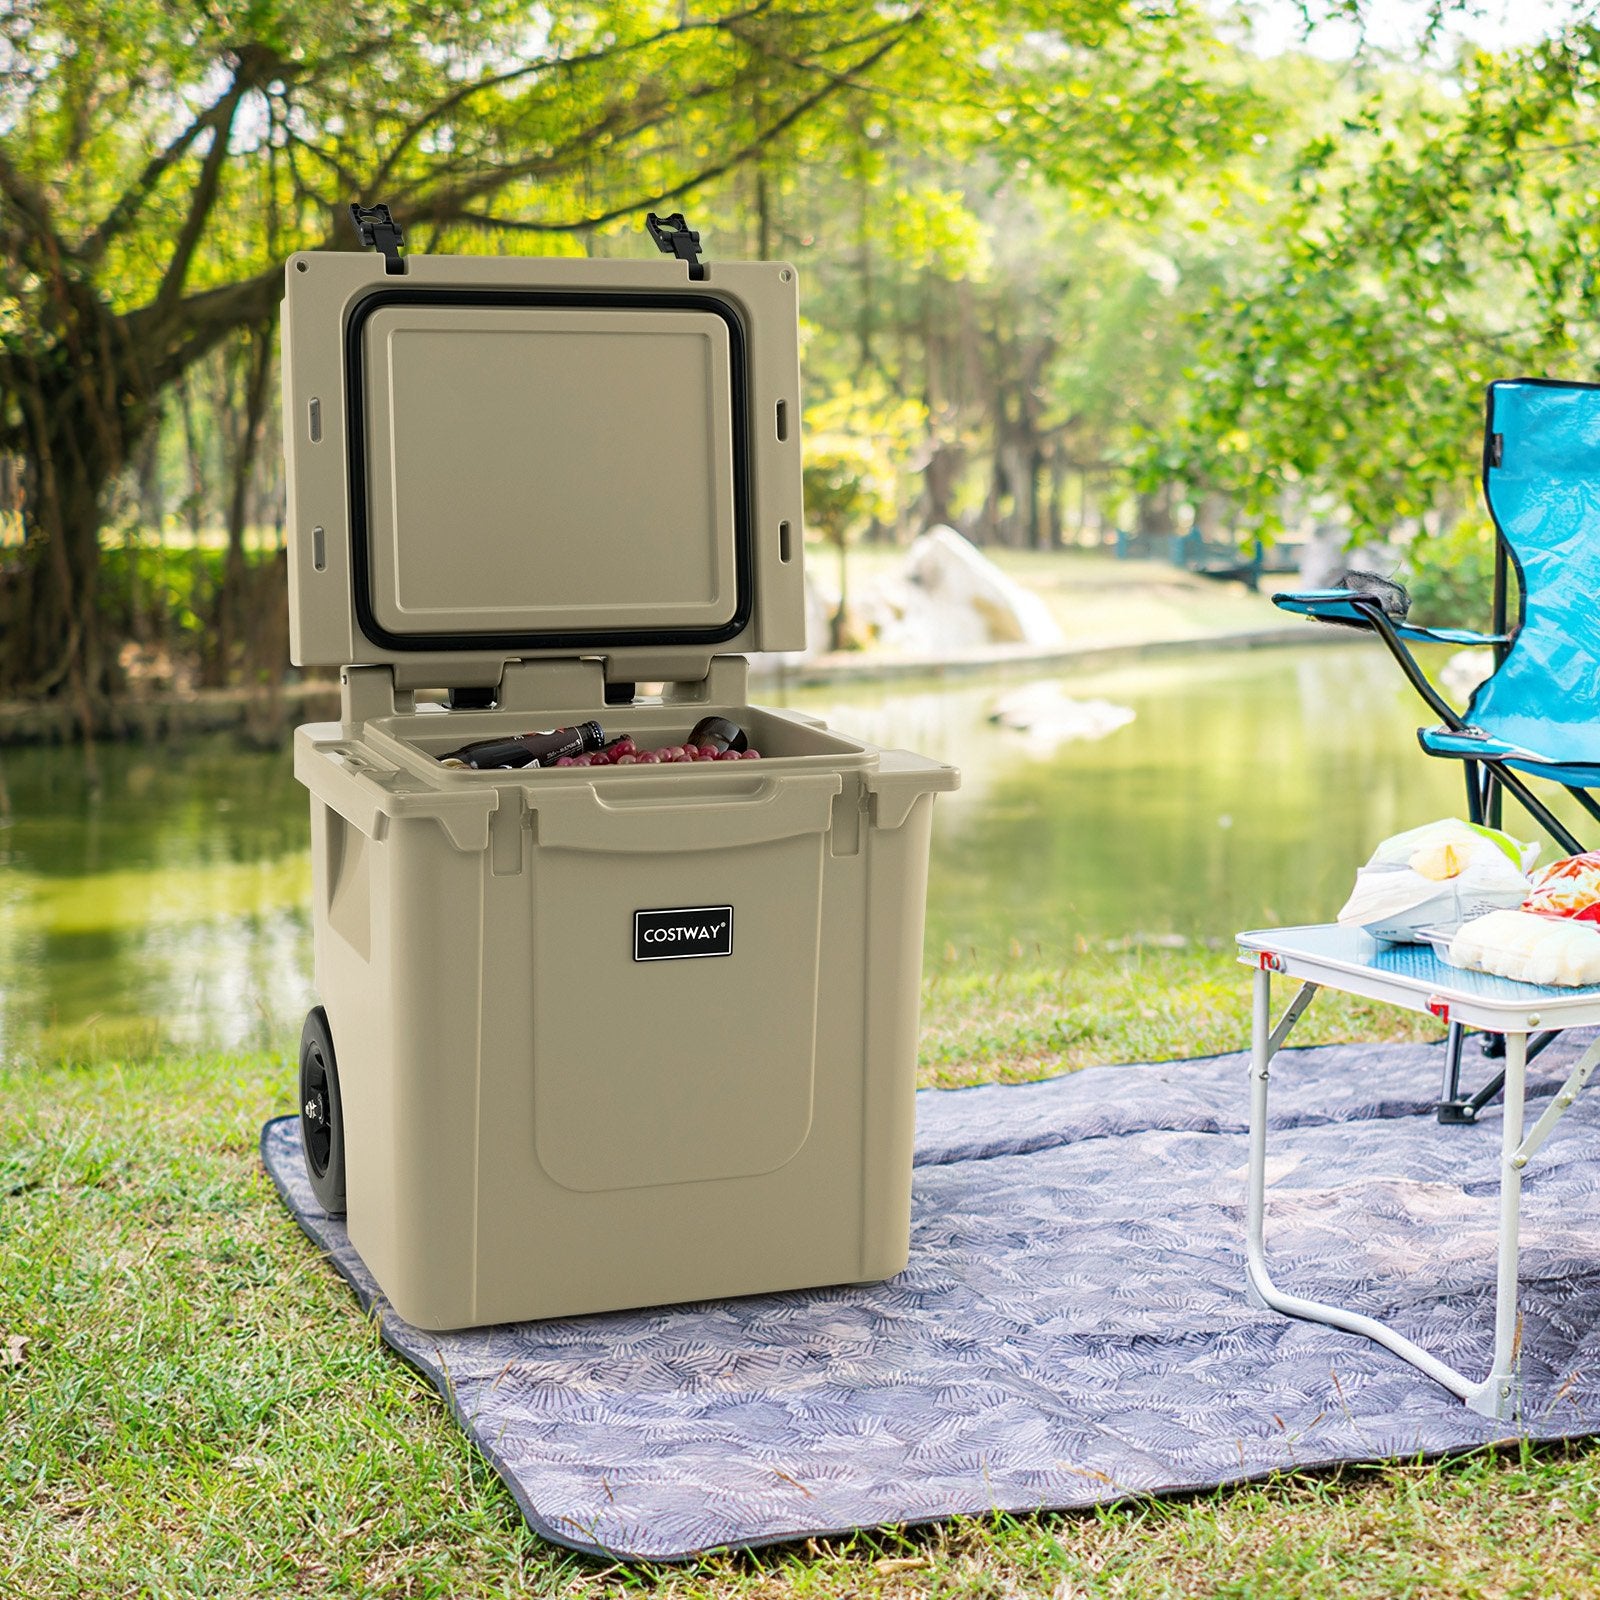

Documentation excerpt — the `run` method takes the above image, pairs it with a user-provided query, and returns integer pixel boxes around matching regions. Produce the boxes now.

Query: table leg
[1245,965,1520,1414]
[1245,965,1272,1310]
[1465,1030,1526,1420]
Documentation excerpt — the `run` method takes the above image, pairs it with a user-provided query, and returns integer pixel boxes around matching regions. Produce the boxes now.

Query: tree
[0,1,937,710]
[753,24,1269,551]
[802,381,922,647]
[0,0,1265,712]
[1155,22,1600,548]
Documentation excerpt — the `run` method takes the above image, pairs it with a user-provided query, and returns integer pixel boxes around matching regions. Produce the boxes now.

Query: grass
[5,946,1599,1598]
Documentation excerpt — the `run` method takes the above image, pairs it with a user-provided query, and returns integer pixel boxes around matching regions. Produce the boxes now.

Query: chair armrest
[1274,590,1508,647]
[1394,624,1510,647]
[1272,588,1378,628]
[1274,588,1469,729]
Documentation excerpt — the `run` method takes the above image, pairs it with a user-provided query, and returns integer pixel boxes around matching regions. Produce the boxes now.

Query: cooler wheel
[298,1006,346,1217]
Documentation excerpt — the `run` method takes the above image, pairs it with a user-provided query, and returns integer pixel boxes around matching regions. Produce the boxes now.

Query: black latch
[350,202,406,274]
[645,212,707,280]
[1489,432,1504,468]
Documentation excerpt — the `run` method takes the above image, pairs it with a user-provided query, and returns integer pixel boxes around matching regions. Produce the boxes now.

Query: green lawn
[6,949,1599,1598]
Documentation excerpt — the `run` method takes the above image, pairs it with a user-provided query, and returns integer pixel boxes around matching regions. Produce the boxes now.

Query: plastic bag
[1337,818,1539,942]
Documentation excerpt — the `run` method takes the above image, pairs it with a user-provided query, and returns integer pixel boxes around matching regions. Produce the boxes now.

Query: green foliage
[802,383,924,543]
[1157,24,1600,546]
[12,0,1589,693]
[94,542,280,649]
[1402,518,1497,628]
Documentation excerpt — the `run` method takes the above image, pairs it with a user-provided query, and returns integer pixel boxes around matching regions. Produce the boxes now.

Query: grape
[634,750,661,763]
[741,748,762,759]
[554,756,577,767]
[613,753,638,765]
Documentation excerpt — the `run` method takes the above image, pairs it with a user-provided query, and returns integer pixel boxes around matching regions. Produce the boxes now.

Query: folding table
[1238,924,1600,1419]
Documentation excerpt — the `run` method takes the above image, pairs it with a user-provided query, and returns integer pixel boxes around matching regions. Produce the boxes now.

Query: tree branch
[0,141,69,268]
[396,89,681,223]
[440,24,915,235]
[281,127,366,199]
[370,0,781,193]
[77,79,262,264]
[151,51,281,319]
[123,265,284,389]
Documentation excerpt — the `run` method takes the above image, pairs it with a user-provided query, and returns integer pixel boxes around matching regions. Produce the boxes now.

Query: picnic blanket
[261,1031,1600,1561]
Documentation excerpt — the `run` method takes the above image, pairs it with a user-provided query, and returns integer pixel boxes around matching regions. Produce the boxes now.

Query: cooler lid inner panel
[353,300,744,647]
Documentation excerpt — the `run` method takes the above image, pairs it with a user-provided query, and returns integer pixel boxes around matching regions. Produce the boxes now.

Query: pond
[0,642,1517,1057]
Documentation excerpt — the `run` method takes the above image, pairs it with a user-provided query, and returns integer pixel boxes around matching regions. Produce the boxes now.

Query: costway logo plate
[634,905,734,961]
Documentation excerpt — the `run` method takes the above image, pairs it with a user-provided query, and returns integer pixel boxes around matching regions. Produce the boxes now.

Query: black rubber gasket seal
[342,287,754,655]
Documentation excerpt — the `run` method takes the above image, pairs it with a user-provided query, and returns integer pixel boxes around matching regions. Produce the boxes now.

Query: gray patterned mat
[261,1033,1600,1562]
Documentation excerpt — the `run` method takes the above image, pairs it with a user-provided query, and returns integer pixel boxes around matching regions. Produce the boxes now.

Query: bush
[1402,519,1497,629]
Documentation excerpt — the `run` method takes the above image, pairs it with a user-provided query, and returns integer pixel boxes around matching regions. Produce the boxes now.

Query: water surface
[0,643,1507,1056]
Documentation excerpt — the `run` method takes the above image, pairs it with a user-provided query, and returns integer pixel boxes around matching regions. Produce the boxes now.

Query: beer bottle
[437,722,605,770]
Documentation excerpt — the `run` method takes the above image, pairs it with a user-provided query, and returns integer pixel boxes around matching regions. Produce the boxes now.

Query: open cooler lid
[281,220,807,682]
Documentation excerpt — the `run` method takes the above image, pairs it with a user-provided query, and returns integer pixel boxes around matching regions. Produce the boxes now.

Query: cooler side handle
[294,741,391,842]
[295,736,500,853]
[865,749,960,830]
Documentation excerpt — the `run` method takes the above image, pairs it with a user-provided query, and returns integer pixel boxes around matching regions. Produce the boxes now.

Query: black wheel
[299,1006,346,1217]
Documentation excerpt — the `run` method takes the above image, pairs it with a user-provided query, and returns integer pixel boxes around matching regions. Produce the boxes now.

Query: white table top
[1237,923,1600,1032]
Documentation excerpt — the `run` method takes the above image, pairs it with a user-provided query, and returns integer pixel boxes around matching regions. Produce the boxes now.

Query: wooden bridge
[1113,531,1303,591]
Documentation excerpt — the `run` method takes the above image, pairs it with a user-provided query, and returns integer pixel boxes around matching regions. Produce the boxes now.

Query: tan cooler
[279,212,958,1330]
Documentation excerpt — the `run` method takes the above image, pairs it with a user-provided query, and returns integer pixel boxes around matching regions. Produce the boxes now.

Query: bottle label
[633,905,734,962]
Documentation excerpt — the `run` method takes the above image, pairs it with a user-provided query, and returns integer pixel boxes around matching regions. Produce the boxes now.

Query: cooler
[279,212,958,1330]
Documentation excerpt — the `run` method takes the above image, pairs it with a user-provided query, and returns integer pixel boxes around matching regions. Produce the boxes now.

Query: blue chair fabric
[1275,378,1600,793]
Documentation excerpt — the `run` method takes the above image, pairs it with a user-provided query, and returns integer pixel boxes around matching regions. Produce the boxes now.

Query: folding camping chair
[1273,378,1600,1123]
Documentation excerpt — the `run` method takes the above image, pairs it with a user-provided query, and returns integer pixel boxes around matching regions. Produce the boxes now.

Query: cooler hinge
[658,655,748,706]
[349,201,407,275]
[340,664,410,726]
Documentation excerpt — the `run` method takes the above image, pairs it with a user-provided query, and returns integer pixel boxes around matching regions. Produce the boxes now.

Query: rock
[762,525,1067,664]
[1440,647,1495,704]
[988,681,1136,753]
[860,526,1066,654]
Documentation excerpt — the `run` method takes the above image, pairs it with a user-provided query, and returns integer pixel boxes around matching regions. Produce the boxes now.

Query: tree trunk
[214,324,275,685]
[0,372,129,714]
[177,370,208,605]
[1025,440,1046,550]
[1135,487,1174,539]
[831,534,850,651]
[1045,443,1065,550]
[922,439,962,530]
